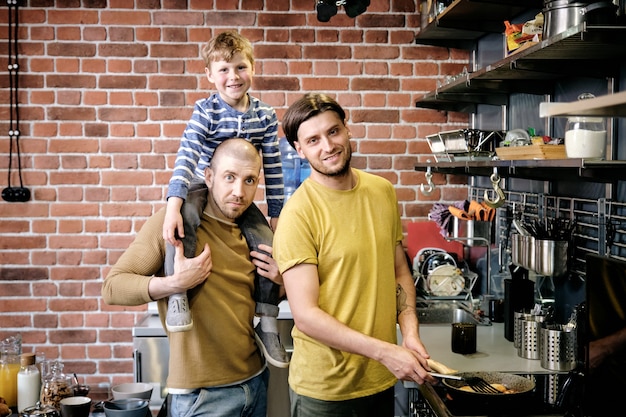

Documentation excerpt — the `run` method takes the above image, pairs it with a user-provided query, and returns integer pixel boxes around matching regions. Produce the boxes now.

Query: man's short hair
[281,93,346,149]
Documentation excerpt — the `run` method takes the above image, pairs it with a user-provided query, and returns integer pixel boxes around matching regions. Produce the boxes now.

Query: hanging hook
[483,168,506,208]
[420,167,435,196]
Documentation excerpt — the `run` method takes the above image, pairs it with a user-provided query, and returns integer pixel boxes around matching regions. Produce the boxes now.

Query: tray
[495,144,566,160]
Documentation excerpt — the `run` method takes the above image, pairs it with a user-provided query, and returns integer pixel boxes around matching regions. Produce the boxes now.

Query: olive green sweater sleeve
[102,208,167,306]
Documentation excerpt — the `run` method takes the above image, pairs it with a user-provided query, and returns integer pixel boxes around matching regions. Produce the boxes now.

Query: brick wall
[0,0,468,386]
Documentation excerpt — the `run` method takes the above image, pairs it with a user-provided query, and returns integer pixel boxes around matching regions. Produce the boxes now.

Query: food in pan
[459,383,516,394]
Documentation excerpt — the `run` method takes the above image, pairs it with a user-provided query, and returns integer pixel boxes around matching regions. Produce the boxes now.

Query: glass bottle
[40,360,72,411]
[17,352,41,413]
[0,334,22,408]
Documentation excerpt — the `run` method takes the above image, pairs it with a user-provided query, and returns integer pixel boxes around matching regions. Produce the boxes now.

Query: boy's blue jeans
[164,182,280,307]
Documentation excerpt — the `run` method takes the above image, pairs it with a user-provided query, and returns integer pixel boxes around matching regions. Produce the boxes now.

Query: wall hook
[483,169,506,208]
[420,167,435,196]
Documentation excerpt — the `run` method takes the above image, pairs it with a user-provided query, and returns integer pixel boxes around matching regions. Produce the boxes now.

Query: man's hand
[379,344,437,385]
[148,240,212,300]
[172,240,212,289]
[250,244,283,286]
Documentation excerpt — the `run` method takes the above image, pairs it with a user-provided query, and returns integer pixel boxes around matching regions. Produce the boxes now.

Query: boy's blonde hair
[201,30,254,68]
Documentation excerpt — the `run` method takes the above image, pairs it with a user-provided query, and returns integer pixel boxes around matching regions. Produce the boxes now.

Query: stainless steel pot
[543,1,618,39]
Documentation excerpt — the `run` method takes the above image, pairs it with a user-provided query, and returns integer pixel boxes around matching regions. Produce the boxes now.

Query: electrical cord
[3,0,30,202]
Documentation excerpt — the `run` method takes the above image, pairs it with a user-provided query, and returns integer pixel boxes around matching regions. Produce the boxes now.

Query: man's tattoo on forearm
[397,284,408,317]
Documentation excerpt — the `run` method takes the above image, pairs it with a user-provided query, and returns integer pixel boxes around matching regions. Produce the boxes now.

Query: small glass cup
[451,322,477,354]
[72,383,90,397]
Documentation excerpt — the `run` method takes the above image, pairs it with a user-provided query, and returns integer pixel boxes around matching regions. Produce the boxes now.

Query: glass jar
[40,361,72,411]
[0,334,22,408]
[564,93,607,159]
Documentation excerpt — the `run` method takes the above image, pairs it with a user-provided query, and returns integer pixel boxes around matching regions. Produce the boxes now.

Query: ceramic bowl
[103,398,149,417]
[111,382,153,400]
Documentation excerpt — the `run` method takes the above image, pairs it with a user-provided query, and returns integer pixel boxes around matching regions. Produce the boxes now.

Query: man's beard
[311,145,351,177]
[211,193,245,221]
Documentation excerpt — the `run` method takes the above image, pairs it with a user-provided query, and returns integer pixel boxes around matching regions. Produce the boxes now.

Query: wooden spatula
[427,358,458,375]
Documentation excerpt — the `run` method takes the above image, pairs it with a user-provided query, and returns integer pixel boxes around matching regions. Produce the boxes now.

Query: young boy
[162,31,288,368]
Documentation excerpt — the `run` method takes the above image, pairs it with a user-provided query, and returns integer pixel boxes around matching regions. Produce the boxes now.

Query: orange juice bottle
[0,351,20,407]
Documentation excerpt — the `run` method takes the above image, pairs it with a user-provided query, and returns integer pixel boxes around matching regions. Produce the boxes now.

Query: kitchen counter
[404,323,555,392]
[419,323,547,374]
[281,301,545,373]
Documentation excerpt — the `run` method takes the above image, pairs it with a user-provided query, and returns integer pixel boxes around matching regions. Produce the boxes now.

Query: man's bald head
[203,138,263,221]
[211,138,261,170]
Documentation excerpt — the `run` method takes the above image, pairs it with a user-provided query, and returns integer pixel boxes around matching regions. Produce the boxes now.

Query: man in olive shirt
[102,139,282,417]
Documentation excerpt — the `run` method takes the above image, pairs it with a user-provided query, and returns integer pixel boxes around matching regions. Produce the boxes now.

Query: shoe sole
[254,333,290,369]
[166,320,193,332]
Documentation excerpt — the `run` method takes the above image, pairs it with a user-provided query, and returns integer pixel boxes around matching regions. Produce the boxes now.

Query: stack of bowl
[103,383,153,417]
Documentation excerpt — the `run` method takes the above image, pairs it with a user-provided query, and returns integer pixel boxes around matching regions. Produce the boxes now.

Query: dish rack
[426,129,505,162]
[412,248,478,301]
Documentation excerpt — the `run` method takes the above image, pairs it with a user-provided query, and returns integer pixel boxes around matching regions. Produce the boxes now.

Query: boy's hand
[164,197,185,245]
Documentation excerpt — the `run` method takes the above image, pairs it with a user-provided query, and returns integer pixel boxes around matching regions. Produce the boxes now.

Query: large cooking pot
[543,1,618,39]
[442,371,535,410]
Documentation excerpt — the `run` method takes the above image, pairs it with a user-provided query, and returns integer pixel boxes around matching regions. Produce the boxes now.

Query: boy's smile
[206,52,254,112]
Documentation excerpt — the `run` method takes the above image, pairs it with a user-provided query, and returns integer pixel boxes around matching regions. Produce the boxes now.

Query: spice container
[40,361,72,411]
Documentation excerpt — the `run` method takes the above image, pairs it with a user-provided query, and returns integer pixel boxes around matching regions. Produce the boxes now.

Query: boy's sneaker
[255,319,290,368]
[166,293,193,332]
[316,0,337,22]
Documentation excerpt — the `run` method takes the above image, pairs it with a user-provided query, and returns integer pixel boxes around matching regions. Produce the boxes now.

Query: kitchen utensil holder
[517,314,545,360]
[540,324,577,371]
[513,310,536,348]
[534,239,568,277]
[511,233,534,270]
[451,218,492,247]
[510,234,568,276]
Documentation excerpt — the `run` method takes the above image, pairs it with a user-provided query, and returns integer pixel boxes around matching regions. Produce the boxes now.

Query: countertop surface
[419,323,547,374]
[136,301,546,374]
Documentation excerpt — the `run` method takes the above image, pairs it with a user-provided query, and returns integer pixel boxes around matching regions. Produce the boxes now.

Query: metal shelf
[540,90,626,118]
[415,24,626,112]
[415,0,542,49]
[415,158,626,183]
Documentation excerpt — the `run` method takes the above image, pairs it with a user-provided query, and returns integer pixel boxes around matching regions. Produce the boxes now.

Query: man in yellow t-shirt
[274,93,436,417]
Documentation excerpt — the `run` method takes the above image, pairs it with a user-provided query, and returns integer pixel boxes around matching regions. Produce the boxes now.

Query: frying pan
[441,371,535,410]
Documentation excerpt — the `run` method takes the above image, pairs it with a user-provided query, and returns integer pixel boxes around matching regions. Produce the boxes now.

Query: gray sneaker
[255,320,290,368]
[166,292,193,332]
